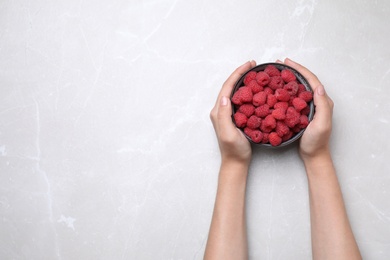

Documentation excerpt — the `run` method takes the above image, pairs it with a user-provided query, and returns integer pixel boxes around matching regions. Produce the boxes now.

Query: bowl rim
[231,62,315,148]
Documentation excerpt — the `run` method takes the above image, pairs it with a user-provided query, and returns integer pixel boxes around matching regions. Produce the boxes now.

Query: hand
[283,58,334,160]
[210,60,256,164]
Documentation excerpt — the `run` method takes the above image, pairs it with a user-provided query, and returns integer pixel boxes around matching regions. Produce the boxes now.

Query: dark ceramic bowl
[231,62,314,147]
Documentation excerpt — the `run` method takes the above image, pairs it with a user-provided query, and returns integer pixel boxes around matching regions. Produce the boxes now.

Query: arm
[284,58,362,260]
[204,60,256,260]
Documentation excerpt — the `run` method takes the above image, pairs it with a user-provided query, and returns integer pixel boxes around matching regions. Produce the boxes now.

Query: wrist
[301,151,334,177]
[219,159,250,179]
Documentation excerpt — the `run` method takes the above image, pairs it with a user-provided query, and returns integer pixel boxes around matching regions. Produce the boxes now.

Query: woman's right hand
[282,58,334,161]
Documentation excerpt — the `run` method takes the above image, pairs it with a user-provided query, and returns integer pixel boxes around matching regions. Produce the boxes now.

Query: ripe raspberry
[281,69,296,83]
[276,121,289,137]
[252,92,267,106]
[256,71,270,87]
[233,112,247,128]
[267,94,277,108]
[255,104,270,118]
[299,114,309,128]
[244,127,253,137]
[249,130,263,143]
[247,80,263,94]
[274,102,289,111]
[284,81,299,96]
[264,65,281,77]
[263,115,276,129]
[239,86,253,103]
[282,131,294,142]
[285,107,300,128]
[268,76,284,90]
[297,84,306,95]
[231,90,242,105]
[238,104,255,117]
[300,105,310,116]
[261,133,269,144]
[292,97,307,112]
[260,123,273,133]
[243,71,257,85]
[299,91,313,102]
[247,115,262,129]
[263,87,274,95]
[260,115,276,133]
[292,125,302,133]
[272,108,286,120]
[275,89,290,102]
[269,132,282,146]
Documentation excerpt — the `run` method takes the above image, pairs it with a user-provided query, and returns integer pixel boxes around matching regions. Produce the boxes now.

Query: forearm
[303,153,361,260]
[204,160,249,260]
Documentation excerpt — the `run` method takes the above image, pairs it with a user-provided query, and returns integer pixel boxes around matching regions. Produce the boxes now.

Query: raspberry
[233,112,247,128]
[300,105,310,116]
[264,65,281,77]
[261,133,269,144]
[276,121,289,137]
[252,91,267,106]
[272,108,286,120]
[260,123,273,133]
[274,102,289,111]
[292,97,307,112]
[281,69,296,83]
[238,104,255,117]
[260,115,276,133]
[268,76,284,90]
[269,132,282,146]
[299,114,309,128]
[292,125,302,133]
[255,104,270,118]
[243,71,257,85]
[263,87,274,95]
[249,130,263,143]
[231,90,243,105]
[239,87,253,103]
[299,91,313,102]
[297,84,306,94]
[263,115,276,129]
[267,94,277,108]
[282,131,294,142]
[247,80,263,94]
[244,127,253,137]
[285,107,300,128]
[256,71,270,87]
[284,81,299,96]
[275,89,290,102]
[247,115,262,129]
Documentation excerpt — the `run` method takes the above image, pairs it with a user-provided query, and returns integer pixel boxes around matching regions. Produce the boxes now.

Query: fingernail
[220,96,228,106]
[285,57,295,63]
[317,85,325,96]
[276,59,283,63]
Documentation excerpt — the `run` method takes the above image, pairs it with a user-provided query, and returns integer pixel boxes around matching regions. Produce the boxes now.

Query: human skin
[204,59,361,260]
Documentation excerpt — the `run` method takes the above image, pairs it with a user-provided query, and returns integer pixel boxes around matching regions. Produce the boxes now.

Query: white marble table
[1,0,389,259]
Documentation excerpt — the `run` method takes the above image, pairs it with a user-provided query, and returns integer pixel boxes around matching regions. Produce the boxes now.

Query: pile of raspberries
[232,64,313,146]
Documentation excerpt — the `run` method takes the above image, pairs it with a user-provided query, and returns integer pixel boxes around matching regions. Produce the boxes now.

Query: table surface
[1,0,390,259]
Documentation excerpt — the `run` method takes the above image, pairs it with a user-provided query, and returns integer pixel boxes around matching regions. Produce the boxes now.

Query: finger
[311,84,333,127]
[217,96,240,139]
[283,58,322,92]
[216,61,255,105]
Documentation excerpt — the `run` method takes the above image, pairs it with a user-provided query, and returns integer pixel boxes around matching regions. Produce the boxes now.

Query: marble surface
[1,0,390,259]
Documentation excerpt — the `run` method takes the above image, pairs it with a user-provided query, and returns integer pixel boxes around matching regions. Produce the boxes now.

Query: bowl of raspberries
[231,63,314,147]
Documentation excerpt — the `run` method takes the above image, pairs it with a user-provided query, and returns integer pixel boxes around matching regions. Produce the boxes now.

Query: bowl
[231,62,314,147]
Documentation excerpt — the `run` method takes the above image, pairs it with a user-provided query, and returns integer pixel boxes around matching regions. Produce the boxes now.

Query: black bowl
[231,62,314,147]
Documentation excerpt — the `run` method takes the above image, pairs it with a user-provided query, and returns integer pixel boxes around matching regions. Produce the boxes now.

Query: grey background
[1,0,389,259]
